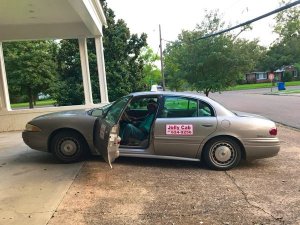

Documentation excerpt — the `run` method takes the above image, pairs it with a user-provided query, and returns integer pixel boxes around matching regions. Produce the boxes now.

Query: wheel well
[201,135,246,160]
[48,128,89,153]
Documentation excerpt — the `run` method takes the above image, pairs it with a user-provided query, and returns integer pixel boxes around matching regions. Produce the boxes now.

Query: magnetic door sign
[166,124,193,135]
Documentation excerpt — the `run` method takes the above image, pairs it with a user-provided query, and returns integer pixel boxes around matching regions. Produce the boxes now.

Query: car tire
[203,137,241,170]
[51,130,87,163]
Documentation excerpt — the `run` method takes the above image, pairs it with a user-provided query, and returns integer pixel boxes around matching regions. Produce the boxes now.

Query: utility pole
[159,24,166,91]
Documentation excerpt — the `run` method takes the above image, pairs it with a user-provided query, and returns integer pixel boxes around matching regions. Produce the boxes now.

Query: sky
[106,0,282,52]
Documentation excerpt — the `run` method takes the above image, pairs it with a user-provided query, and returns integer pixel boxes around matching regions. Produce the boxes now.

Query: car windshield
[105,96,131,124]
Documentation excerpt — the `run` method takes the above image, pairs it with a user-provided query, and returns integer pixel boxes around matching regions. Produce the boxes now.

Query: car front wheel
[203,137,241,170]
[51,130,86,163]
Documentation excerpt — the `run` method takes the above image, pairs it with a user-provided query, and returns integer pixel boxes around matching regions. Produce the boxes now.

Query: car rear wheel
[51,130,86,163]
[203,137,241,170]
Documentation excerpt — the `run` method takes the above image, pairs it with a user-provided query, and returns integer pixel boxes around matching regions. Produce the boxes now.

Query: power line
[195,0,300,41]
[161,39,173,43]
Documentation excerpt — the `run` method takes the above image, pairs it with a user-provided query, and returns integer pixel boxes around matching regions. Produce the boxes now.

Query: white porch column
[95,36,109,103]
[78,38,93,105]
[0,42,11,111]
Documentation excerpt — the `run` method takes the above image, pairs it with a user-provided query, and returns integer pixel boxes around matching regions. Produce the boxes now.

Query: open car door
[93,96,130,168]
[94,118,121,168]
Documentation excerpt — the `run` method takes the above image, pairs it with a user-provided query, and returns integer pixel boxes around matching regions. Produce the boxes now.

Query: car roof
[130,91,210,101]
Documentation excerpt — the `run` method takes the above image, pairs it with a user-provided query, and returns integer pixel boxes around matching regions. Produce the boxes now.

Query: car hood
[34,109,89,120]
[233,111,267,119]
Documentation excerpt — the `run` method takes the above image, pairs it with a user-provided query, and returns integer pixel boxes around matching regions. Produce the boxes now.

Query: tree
[51,39,84,106]
[53,0,148,105]
[260,1,300,71]
[101,0,147,100]
[140,47,161,89]
[3,41,57,108]
[164,40,188,91]
[274,0,300,40]
[164,11,262,96]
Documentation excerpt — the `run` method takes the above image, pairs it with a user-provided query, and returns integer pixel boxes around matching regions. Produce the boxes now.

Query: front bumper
[22,131,49,152]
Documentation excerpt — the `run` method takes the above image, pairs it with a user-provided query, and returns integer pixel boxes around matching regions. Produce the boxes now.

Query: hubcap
[60,139,78,156]
[210,142,235,166]
[215,145,232,162]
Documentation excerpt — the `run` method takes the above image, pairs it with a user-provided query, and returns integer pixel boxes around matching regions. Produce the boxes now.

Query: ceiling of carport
[0,0,107,41]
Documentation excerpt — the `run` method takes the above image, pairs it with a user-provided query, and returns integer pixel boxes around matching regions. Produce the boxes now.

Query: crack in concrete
[224,171,285,224]
[45,161,85,225]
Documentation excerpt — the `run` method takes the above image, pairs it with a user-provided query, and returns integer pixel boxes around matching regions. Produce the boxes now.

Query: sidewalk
[0,131,83,225]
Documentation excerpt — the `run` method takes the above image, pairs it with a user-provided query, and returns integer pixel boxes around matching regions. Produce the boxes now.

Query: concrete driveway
[1,88,300,225]
[0,132,83,225]
[47,125,300,225]
[1,124,299,225]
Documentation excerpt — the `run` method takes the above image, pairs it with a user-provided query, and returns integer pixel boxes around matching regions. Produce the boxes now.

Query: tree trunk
[204,88,211,97]
[204,90,209,97]
[28,88,34,109]
[34,95,37,106]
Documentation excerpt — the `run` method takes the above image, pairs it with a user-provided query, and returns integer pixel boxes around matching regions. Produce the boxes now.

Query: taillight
[269,128,277,136]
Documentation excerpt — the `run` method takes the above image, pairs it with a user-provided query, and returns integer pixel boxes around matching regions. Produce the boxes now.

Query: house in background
[245,72,269,84]
[245,65,299,84]
[274,65,298,81]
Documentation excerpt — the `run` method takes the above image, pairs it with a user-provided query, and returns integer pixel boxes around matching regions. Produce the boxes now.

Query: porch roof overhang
[0,0,107,41]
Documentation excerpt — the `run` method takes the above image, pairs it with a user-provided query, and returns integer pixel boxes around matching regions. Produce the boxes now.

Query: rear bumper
[22,131,48,152]
[242,137,280,160]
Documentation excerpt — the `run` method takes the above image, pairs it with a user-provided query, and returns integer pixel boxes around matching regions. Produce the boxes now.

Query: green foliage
[274,1,300,39]
[101,0,148,100]
[51,39,82,105]
[164,10,263,96]
[259,1,300,71]
[164,40,188,91]
[3,40,58,108]
[53,0,148,105]
[140,47,161,89]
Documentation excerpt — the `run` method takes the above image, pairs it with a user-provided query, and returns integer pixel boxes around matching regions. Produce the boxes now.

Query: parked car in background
[22,92,280,170]
[151,84,163,91]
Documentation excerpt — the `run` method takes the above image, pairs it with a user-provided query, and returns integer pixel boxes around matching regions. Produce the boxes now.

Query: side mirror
[91,108,104,117]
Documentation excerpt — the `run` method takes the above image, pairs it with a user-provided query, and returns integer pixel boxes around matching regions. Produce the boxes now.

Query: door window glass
[196,101,215,117]
[105,96,130,124]
[161,96,198,118]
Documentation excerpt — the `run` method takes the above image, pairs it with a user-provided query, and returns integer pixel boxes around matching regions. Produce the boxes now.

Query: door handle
[202,124,213,127]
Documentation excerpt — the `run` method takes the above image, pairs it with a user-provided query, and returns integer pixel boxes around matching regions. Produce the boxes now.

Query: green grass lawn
[228,81,300,91]
[11,99,56,109]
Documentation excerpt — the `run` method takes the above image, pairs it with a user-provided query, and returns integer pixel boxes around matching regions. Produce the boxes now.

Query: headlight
[25,123,42,132]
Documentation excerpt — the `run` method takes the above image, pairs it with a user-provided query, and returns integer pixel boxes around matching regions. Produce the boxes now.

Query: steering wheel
[122,110,134,122]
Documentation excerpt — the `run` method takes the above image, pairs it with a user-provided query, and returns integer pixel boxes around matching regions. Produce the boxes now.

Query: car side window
[160,96,198,118]
[195,101,215,117]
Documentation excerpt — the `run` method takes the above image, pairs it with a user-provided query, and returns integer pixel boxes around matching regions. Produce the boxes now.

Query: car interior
[119,97,159,148]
